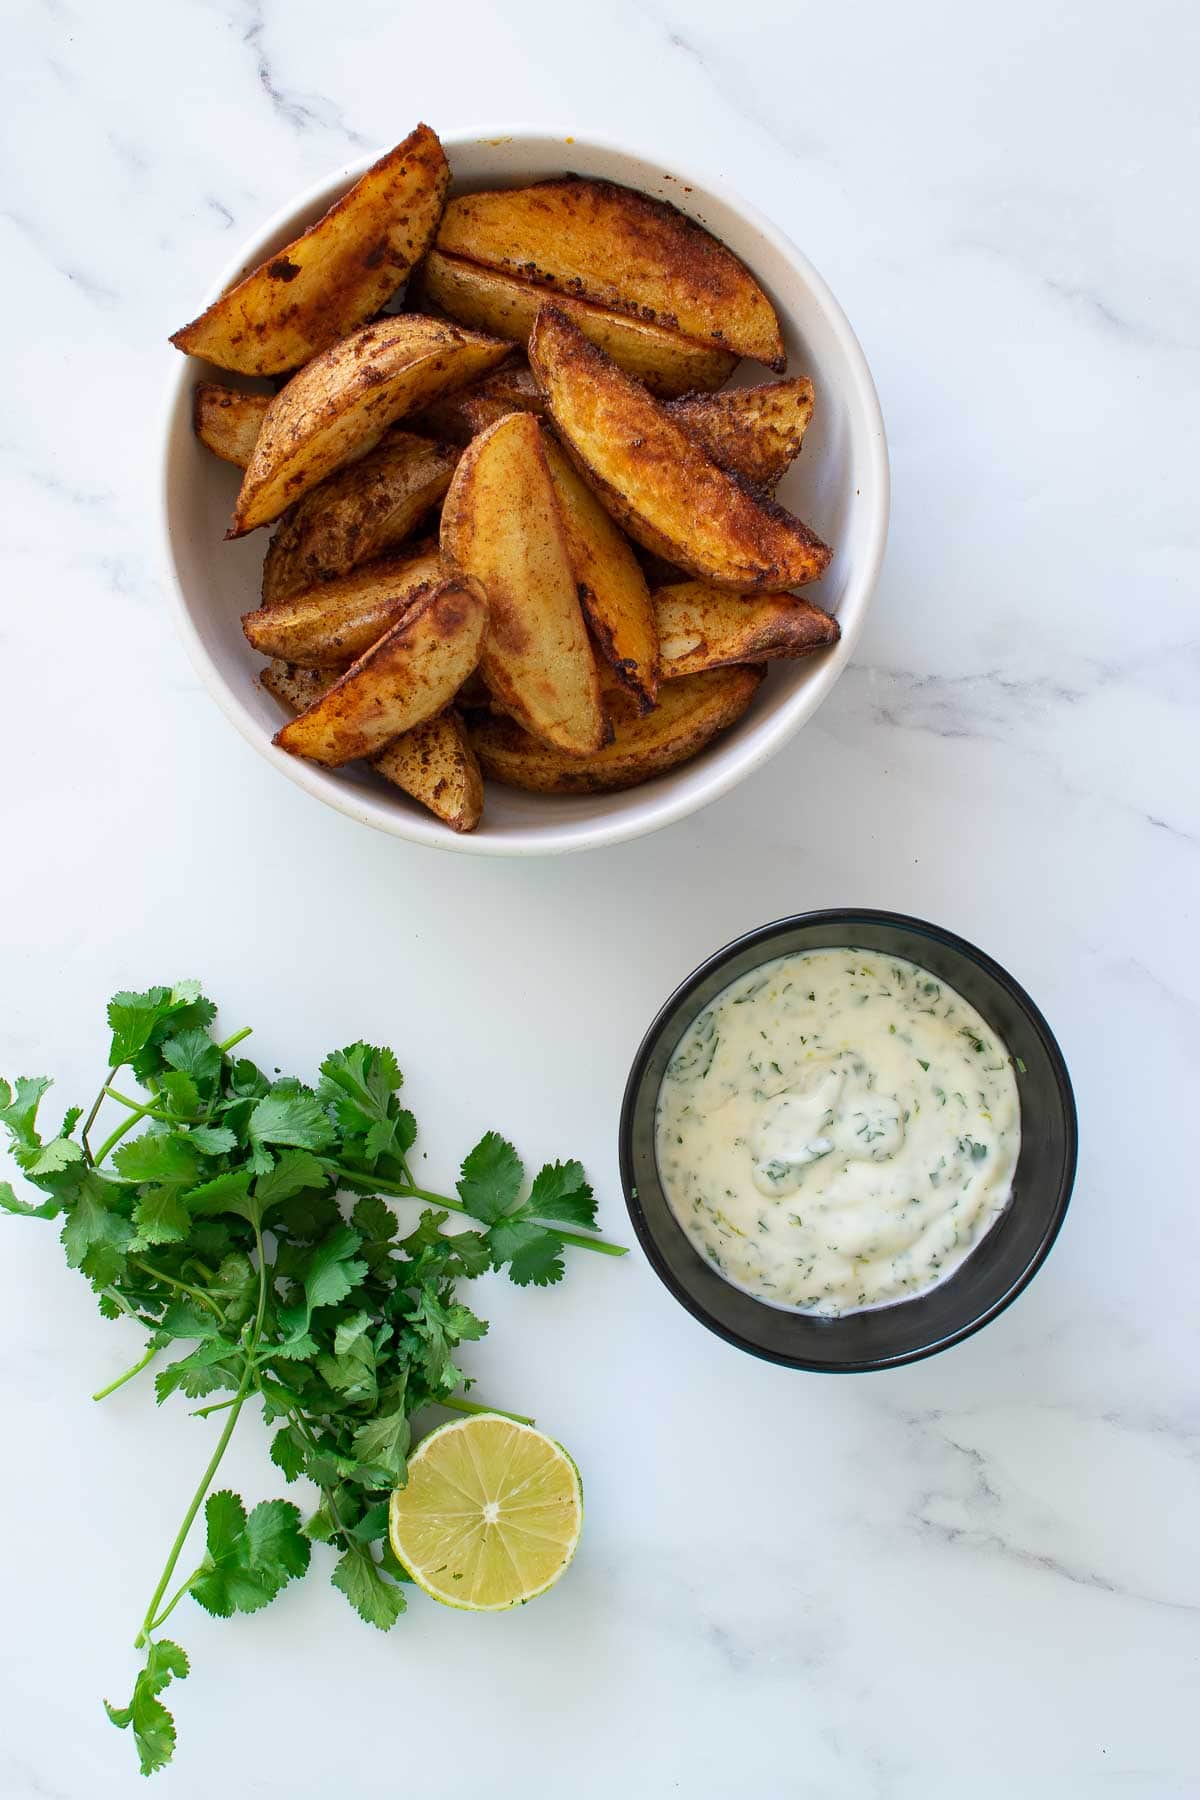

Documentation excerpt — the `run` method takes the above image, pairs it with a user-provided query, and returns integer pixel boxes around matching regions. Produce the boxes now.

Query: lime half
[388,1414,583,1611]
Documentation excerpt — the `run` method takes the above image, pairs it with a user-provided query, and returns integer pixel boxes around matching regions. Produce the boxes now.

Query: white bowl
[161,128,889,856]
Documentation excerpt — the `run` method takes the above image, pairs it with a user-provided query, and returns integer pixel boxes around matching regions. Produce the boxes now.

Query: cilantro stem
[130,1258,226,1322]
[145,1568,204,1636]
[134,1225,269,1650]
[441,1395,533,1427]
[216,1026,252,1054]
[93,1103,159,1167]
[104,1086,186,1125]
[329,1169,628,1257]
[93,1342,161,1402]
[81,1066,119,1166]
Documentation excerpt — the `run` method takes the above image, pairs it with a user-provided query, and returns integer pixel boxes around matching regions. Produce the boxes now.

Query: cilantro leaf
[106,988,174,1068]
[527,1159,597,1229]
[350,1403,410,1482]
[187,1125,237,1156]
[185,1169,252,1217]
[456,1133,524,1223]
[270,1427,307,1483]
[253,1148,329,1208]
[190,1492,310,1618]
[303,1227,368,1313]
[132,1186,192,1247]
[249,1092,336,1155]
[114,1133,203,1190]
[502,1227,566,1288]
[331,1548,406,1631]
[156,1071,201,1120]
[161,1029,223,1092]
[60,1174,133,1282]
[0,1178,62,1220]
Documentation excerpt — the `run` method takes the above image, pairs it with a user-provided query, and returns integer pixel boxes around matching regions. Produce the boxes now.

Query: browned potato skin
[230,315,509,536]
[529,307,832,592]
[261,659,483,832]
[440,412,607,755]
[193,383,271,466]
[468,665,765,794]
[541,436,659,714]
[171,125,449,376]
[415,250,736,398]
[654,581,838,679]
[436,179,785,370]
[412,362,545,442]
[665,378,815,491]
[243,547,446,665]
[275,576,487,766]
[261,436,458,603]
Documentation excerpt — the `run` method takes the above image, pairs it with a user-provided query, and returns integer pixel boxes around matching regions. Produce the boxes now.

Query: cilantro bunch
[0,982,623,1777]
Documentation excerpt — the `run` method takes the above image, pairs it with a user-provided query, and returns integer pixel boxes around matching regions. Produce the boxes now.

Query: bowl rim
[618,908,1079,1372]
[159,124,890,857]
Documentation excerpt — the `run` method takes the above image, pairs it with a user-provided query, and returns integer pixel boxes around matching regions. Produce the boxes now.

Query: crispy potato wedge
[654,581,838,678]
[230,315,509,536]
[665,378,814,491]
[193,383,271,466]
[540,436,658,713]
[416,250,735,398]
[440,412,607,754]
[275,575,486,766]
[413,361,545,442]
[469,664,764,793]
[171,124,449,375]
[244,547,446,665]
[261,434,458,603]
[530,307,832,591]
[261,659,483,831]
[436,179,785,370]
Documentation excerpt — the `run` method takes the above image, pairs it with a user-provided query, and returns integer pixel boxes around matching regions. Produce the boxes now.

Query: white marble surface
[1,0,1198,1793]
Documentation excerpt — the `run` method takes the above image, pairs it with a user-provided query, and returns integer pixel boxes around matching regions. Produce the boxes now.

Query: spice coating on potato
[529,307,832,591]
[171,124,450,376]
[436,178,785,370]
[440,412,607,755]
[665,378,815,492]
[230,315,509,536]
[468,664,765,793]
[654,581,838,679]
[192,383,271,467]
[416,250,737,398]
[274,576,487,766]
[244,547,447,666]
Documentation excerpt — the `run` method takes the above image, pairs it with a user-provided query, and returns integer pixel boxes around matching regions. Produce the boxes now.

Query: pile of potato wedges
[174,122,840,833]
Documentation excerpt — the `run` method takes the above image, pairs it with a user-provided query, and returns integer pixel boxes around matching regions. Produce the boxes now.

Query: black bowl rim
[618,908,1078,1373]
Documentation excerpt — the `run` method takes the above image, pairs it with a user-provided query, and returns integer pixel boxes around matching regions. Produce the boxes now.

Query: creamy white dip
[655,948,1020,1315]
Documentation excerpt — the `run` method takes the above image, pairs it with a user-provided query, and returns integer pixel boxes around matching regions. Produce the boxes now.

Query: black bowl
[619,910,1077,1372]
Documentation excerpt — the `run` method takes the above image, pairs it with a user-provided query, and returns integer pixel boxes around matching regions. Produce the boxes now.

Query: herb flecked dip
[654,948,1021,1315]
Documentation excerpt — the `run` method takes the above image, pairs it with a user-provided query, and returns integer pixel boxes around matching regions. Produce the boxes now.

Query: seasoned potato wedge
[244,547,446,665]
[171,124,449,376]
[530,307,831,591]
[413,361,545,442]
[275,576,486,766]
[193,383,271,466]
[261,659,483,831]
[541,436,658,713]
[261,434,458,603]
[436,179,785,370]
[416,250,735,398]
[440,412,607,755]
[469,665,764,793]
[665,378,814,491]
[230,315,509,536]
[654,581,838,679]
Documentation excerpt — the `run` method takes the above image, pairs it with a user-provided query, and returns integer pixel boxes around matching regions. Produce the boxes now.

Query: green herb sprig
[0,982,624,1776]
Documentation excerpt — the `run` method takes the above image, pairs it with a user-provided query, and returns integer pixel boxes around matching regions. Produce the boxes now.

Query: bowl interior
[163,130,887,854]
[620,912,1077,1371]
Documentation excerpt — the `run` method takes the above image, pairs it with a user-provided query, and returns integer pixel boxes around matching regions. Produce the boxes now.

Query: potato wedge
[275,575,486,766]
[436,179,785,370]
[261,433,458,603]
[413,361,545,442]
[469,665,764,793]
[193,383,271,466]
[244,547,446,665]
[654,581,838,679]
[540,436,658,713]
[416,250,735,398]
[261,659,483,832]
[171,124,449,376]
[230,315,509,536]
[530,307,831,591]
[665,378,815,491]
[440,412,606,755]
